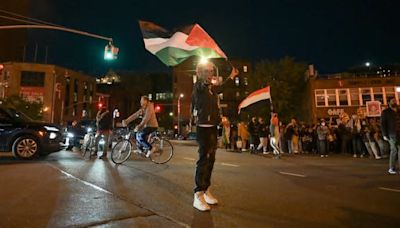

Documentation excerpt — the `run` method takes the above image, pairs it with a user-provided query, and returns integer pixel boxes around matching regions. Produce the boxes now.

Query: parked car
[64,119,96,150]
[0,106,63,159]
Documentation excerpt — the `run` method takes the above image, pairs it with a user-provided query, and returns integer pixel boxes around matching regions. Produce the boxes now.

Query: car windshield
[5,108,33,123]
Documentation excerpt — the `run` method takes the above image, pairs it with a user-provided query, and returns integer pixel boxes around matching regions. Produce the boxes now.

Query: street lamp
[178,93,184,136]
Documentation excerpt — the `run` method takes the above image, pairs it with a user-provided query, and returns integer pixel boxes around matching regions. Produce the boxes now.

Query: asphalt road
[0,141,399,227]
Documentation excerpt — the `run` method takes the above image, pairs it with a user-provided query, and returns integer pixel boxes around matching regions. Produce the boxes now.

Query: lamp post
[177,93,184,136]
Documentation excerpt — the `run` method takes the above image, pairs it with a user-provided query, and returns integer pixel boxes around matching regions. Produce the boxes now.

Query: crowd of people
[220,112,390,160]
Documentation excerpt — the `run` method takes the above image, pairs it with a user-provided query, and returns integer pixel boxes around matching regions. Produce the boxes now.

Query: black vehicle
[65,119,96,150]
[0,106,63,159]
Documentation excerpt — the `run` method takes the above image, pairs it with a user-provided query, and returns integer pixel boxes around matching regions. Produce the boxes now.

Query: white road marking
[379,187,400,193]
[221,162,239,167]
[48,164,190,227]
[279,171,306,178]
[183,157,195,161]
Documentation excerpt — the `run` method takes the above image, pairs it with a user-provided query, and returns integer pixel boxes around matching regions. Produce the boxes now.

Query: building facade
[0,62,102,124]
[308,74,400,123]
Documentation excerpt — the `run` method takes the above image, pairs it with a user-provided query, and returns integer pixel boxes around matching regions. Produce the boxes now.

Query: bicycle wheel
[150,137,174,164]
[80,134,92,158]
[111,140,132,164]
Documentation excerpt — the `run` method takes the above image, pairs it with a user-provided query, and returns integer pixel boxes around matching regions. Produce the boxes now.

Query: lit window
[373,87,383,103]
[326,89,337,106]
[235,77,240,86]
[243,66,248,73]
[361,88,371,105]
[315,90,326,107]
[338,89,349,106]
[385,87,395,105]
[350,88,360,106]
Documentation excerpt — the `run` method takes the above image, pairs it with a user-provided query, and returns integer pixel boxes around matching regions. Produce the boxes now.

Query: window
[243,66,248,73]
[20,71,45,87]
[315,90,326,107]
[385,87,395,105]
[338,89,349,106]
[235,77,240,86]
[350,88,360,106]
[326,89,336,106]
[361,88,371,105]
[373,87,383,103]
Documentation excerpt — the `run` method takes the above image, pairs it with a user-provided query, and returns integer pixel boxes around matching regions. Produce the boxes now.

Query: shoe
[146,147,157,158]
[263,152,270,155]
[321,155,324,158]
[388,169,397,175]
[360,154,364,158]
[353,154,357,158]
[204,190,218,205]
[99,153,107,159]
[375,156,382,160]
[325,155,328,157]
[193,192,210,211]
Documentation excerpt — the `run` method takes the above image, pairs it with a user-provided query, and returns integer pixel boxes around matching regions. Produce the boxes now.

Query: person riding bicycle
[122,96,159,157]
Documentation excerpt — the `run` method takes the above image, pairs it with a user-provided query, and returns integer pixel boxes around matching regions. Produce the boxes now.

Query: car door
[0,109,16,151]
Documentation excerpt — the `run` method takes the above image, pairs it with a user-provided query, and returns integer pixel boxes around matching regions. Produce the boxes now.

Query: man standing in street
[381,98,400,175]
[191,60,238,211]
[93,105,113,159]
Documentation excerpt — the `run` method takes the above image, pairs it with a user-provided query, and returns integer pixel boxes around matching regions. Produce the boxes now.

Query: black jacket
[381,107,400,140]
[191,78,232,126]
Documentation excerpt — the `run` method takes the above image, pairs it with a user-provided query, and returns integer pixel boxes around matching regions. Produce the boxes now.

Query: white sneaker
[388,169,397,175]
[263,152,270,155]
[193,192,210,211]
[204,190,218,205]
[353,154,357,158]
[375,156,382,160]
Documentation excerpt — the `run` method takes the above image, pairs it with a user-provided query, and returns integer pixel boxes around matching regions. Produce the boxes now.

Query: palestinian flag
[138,20,227,66]
[238,86,271,113]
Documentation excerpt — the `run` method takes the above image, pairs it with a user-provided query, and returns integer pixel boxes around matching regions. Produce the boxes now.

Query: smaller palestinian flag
[238,86,271,113]
[139,20,227,66]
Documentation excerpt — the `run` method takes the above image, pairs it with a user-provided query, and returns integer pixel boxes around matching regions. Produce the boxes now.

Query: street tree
[247,57,308,123]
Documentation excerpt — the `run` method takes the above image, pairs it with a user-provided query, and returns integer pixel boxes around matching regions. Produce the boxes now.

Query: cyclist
[122,95,159,157]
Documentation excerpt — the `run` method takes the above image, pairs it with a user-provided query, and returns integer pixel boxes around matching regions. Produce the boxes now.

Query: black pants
[194,126,217,193]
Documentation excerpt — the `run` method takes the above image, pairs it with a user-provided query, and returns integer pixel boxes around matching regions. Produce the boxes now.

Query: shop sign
[327,108,344,116]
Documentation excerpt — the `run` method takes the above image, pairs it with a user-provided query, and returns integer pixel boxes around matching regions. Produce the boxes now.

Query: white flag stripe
[143,32,200,54]
[239,92,271,110]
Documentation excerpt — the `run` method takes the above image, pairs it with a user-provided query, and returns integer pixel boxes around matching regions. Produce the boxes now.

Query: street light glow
[179,93,184,98]
[200,57,208,65]
[365,62,371,67]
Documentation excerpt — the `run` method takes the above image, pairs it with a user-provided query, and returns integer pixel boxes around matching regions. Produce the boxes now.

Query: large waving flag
[139,20,227,66]
[238,86,271,113]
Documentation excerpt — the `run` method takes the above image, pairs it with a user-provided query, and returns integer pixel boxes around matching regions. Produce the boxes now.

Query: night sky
[25,0,400,75]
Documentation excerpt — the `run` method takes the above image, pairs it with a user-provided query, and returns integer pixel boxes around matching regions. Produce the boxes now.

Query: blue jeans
[136,127,157,150]
[388,138,400,170]
[287,140,293,154]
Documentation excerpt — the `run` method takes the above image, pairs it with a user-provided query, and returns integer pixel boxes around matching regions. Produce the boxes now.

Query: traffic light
[104,42,119,60]
[155,105,161,113]
[97,102,103,109]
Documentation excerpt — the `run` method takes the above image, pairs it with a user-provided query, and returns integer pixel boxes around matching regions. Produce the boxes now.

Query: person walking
[93,105,113,159]
[381,98,400,175]
[248,116,260,153]
[191,60,238,211]
[257,117,269,154]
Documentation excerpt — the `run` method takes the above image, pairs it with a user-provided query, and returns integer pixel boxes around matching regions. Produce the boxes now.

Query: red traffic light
[98,103,103,109]
[155,105,161,112]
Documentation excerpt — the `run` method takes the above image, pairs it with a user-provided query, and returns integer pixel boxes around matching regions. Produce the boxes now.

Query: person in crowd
[350,114,364,158]
[238,121,250,152]
[337,113,352,155]
[190,60,238,211]
[221,117,231,151]
[380,98,400,175]
[248,116,260,153]
[317,119,329,157]
[301,126,314,153]
[269,112,281,157]
[93,105,113,159]
[122,95,159,158]
[257,117,269,154]
[285,118,297,154]
[370,118,388,158]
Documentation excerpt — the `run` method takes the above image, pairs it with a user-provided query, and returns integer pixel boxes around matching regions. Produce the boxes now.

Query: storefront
[308,75,400,123]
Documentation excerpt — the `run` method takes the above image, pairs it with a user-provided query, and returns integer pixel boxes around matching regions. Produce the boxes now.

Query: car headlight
[49,132,57,139]
[67,132,74,138]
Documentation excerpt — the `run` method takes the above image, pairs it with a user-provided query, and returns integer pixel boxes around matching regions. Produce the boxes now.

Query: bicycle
[111,127,174,164]
[80,129,96,158]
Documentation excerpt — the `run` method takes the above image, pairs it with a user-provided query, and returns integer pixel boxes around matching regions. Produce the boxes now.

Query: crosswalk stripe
[279,171,306,178]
